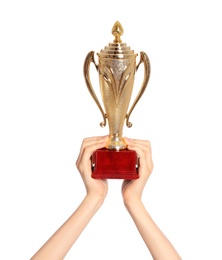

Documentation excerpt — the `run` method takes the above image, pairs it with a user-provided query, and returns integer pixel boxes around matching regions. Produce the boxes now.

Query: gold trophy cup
[84,21,150,179]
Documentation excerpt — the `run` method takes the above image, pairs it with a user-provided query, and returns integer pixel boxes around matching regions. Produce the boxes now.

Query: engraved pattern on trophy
[98,58,136,150]
[126,51,151,128]
[99,60,135,108]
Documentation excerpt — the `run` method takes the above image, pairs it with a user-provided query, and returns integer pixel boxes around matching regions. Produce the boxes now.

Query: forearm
[31,194,104,260]
[124,199,181,260]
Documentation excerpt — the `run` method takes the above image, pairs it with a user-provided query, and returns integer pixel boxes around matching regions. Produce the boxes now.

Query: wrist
[86,192,106,208]
[85,180,108,203]
[123,196,143,210]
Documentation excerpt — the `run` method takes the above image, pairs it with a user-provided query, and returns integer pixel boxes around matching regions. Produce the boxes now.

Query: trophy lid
[98,21,137,59]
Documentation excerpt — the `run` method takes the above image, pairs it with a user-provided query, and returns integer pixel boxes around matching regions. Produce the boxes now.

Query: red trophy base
[91,148,139,180]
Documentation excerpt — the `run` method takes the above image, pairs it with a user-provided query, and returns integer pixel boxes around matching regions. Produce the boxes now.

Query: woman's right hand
[76,136,108,199]
[121,137,154,204]
[121,138,181,260]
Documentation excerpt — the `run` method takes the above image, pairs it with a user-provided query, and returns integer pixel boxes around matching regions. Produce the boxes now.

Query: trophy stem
[106,133,127,150]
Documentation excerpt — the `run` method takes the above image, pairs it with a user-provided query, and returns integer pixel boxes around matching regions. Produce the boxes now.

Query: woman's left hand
[76,136,108,199]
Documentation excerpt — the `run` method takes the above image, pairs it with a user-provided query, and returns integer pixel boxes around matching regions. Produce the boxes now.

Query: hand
[121,138,181,259]
[76,136,108,199]
[122,138,154,203]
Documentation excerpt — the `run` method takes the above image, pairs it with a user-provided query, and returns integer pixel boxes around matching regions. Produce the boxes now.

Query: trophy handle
[83,51,107,127]
[126,51,151,127]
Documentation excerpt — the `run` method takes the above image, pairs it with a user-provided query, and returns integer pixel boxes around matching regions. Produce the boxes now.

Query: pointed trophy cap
[98,21,137,58]
[112,21,124,43]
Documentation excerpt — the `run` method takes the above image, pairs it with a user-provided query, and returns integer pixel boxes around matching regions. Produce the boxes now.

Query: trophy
[83,21,150,179]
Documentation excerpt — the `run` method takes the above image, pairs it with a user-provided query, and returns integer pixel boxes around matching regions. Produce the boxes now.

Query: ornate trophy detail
[83,21,151,179]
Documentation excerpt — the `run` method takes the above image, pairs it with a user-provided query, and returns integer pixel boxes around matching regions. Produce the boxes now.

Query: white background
[0,0,222,259]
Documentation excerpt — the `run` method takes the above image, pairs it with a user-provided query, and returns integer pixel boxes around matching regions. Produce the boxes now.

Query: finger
[126,141,151,160]
[124,138,153,177]
[76,136,108,166]
[78,136,108,156]
[124,137,152,160]
[76,138,108,171]
[124,137,151,151]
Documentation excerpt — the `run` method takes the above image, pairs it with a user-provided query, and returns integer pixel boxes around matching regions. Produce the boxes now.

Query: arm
[122,138,181,260]
[31,136,108,260]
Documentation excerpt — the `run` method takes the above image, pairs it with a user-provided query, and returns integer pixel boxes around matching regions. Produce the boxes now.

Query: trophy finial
[112,21,124,43]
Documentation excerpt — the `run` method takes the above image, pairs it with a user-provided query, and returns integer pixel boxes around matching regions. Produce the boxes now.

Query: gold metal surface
[112,21,123,43]
[84,51,107,127]
[83,21,150,150]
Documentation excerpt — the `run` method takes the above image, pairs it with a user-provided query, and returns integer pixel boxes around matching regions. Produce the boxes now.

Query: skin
[122,138,181,260]
[31,136,181,260]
